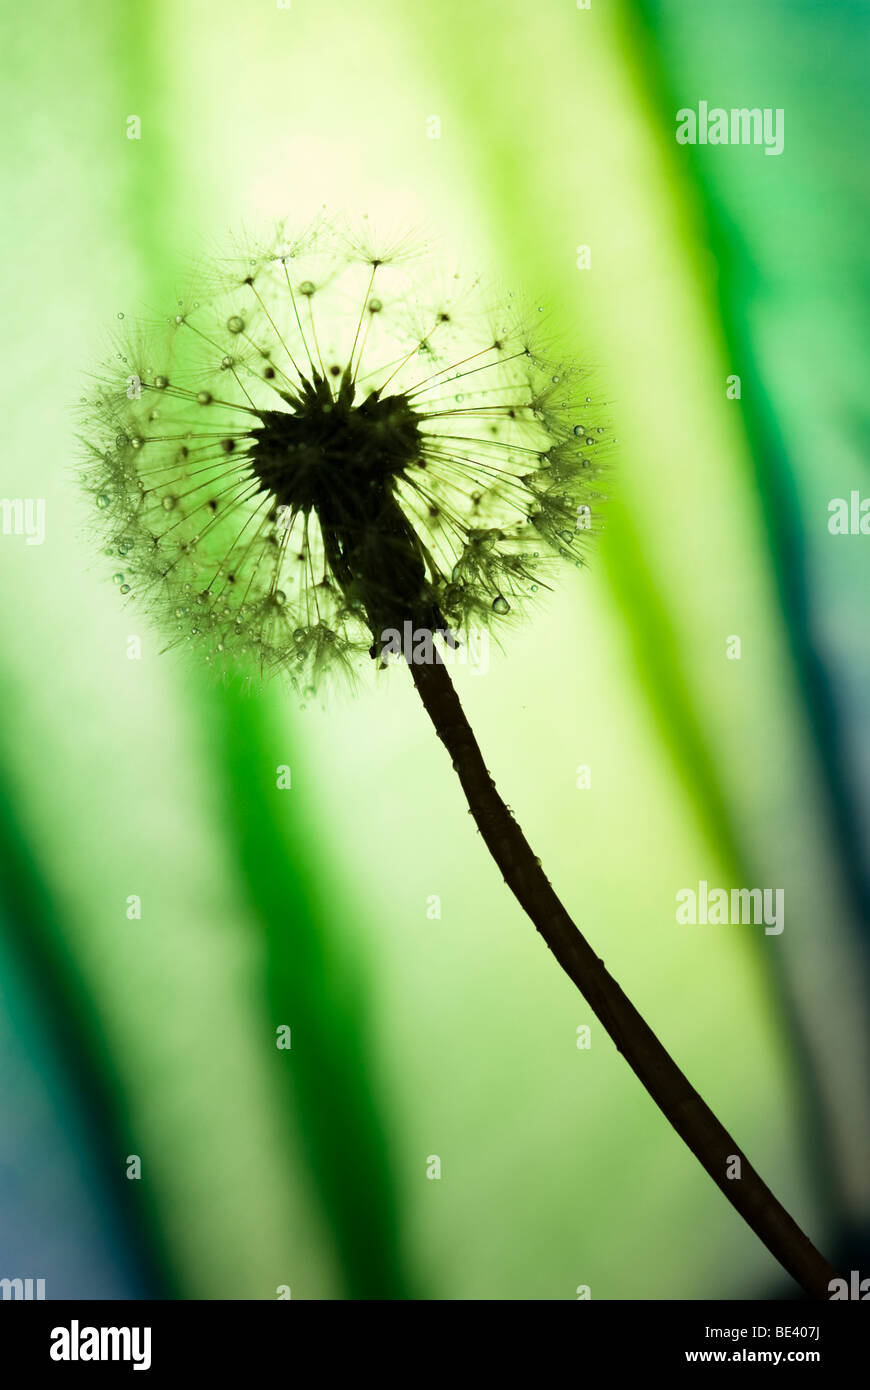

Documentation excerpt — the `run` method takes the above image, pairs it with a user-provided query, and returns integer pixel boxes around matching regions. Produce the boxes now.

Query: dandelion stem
[407,652,840,1299]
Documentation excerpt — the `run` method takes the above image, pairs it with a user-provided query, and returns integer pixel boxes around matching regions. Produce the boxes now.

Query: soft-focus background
[2,0,869,1299]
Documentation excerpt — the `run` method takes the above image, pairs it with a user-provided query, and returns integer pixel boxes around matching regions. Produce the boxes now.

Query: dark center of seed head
[249,370,421,513]
[248,369,442,641]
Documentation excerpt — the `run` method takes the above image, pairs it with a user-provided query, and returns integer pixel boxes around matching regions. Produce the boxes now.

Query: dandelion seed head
[81,216,609,693]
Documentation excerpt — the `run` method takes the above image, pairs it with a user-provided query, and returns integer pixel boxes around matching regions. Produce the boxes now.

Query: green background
[2,0,869,1298]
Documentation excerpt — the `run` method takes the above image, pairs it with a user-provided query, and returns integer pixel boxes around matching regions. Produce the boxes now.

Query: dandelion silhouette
[86,218,604,688]
[83,217,837,1297]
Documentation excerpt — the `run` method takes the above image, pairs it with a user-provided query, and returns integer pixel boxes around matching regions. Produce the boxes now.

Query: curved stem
[408,654,839,1299]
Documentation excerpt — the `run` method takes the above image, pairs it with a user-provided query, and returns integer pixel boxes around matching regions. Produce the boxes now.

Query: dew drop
[492,595,510,614]
[226,315,245,334]
[274,590,286,605]
[368,297,382,313]
[117,312,125,320]
[96,494,110,509]
[299,281,315,297]
[162,495,178,511]
[451,563,462,582]
[113,572,124,584]
[130,436,144,449]
[153,375,169,389]
[220,355,234,369]
[573,425,583,436]
[119,584,131,594]
[196,391,213,405]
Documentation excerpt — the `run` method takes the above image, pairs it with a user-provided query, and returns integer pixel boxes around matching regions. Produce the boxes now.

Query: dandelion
[82,216,837,1297]
[83,217,603,690]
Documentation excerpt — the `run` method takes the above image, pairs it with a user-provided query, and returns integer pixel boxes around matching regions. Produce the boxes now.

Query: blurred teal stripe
[631,0,870,1244]
[0,699,176,1298]
[633,0,870,979]
[0,921,150,1298]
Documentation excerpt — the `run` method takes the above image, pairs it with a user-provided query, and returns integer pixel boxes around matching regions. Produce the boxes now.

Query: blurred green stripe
[631,0,870,970]
[411,0,842,1237]
[212,682,416,1300]
[111,0,417,1298]
[603,500,844,1226]
[629,0,868,1231]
